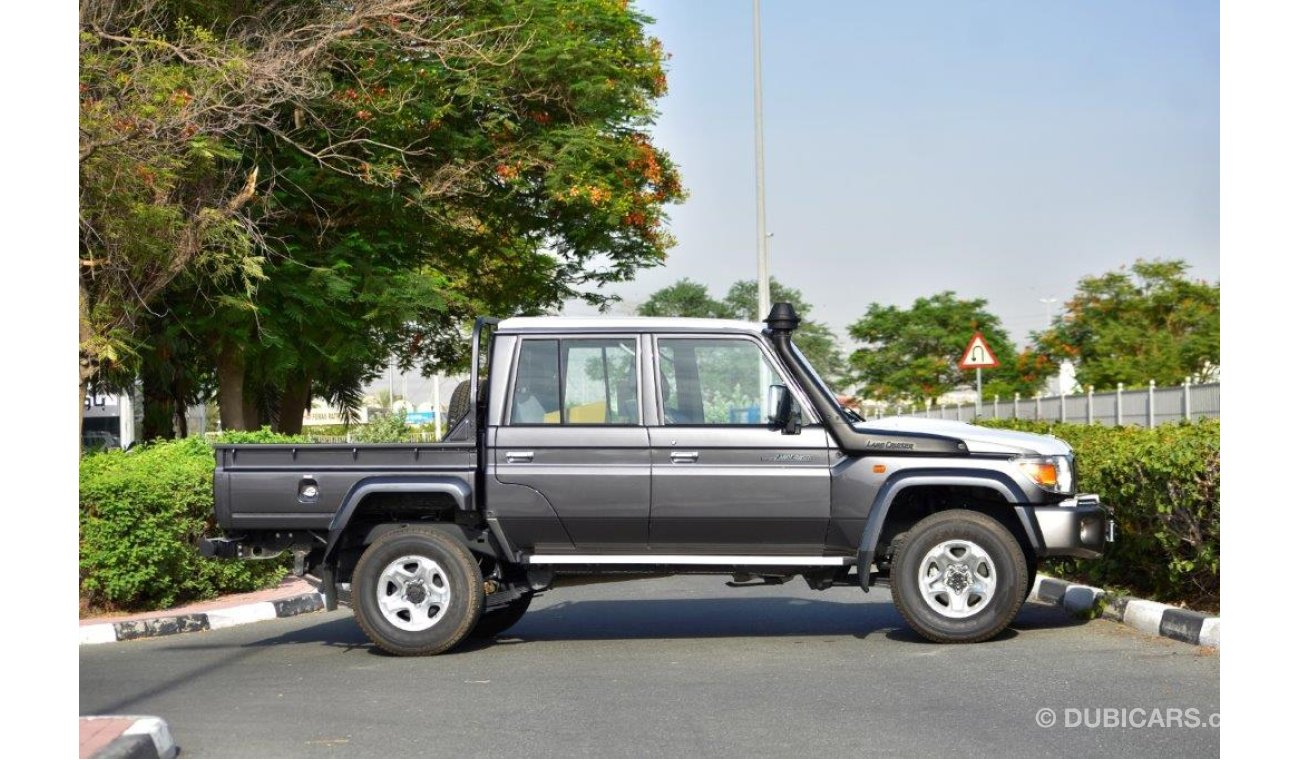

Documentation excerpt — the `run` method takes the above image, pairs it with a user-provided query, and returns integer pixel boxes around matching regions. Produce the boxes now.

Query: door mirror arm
[782,405,802,435]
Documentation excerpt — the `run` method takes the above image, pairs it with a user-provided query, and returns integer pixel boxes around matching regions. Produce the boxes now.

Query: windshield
[791,342,863,422]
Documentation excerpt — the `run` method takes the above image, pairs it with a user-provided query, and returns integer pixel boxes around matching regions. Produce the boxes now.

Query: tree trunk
[78,283,96,445]
[140,365,176,441]
[276,370,312,435]
[171,376,190,439]
[242,373,263,431]
[78,378,88,454]
[216,341,248,430]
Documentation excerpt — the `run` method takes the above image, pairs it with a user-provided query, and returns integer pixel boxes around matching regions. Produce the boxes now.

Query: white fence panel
[890,381,1219,427]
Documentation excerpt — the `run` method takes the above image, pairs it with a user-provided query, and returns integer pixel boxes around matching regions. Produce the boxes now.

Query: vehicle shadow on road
[500,596,909,642]
[229,596,1088,655]
[481,598,1082,646]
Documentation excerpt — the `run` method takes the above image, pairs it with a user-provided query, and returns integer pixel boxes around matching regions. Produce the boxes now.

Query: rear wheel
[352,527,484,656]
[470,594,533,639]
[890,510,1028,643]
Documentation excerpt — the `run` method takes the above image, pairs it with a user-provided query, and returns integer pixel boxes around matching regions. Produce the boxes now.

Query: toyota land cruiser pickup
[202,303,1112,655]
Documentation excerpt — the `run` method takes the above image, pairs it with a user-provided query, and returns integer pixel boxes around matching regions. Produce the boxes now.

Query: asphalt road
[80,575,1219,758]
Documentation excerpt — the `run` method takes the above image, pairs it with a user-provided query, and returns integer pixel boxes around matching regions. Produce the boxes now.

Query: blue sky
[576,0,1219,345]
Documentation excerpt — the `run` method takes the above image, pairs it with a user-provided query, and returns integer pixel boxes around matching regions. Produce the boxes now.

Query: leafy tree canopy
[80,0,685,433]
[1032,259,1219,389]
[847,292,1039,404]
[636,278,847,385]
[636,279,730,319]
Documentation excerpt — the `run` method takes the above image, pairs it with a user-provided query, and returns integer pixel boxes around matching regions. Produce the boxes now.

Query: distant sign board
[958,332,1000,370]
[83,392,121,419]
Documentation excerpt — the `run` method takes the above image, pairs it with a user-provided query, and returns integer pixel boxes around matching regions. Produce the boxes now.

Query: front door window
[656,338,798,425]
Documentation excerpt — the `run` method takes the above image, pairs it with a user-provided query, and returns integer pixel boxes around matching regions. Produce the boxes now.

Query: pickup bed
[203,303,1112,655]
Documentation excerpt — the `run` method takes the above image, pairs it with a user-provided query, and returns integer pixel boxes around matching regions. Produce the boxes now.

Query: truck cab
[204,304,1111,655]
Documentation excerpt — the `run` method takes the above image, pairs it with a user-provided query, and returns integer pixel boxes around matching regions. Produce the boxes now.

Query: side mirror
[766,384,802,435]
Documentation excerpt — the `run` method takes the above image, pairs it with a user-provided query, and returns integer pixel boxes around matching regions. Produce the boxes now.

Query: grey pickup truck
[203,304,1112,655]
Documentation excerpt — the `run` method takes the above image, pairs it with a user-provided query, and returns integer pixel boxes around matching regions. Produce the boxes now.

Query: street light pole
[752,0,771,319]
[1038,297,1058,329]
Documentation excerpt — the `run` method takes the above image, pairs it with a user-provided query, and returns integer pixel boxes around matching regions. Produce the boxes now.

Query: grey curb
[79,592,326,646]
[1030,575,1219,647]
[88,716,178,758]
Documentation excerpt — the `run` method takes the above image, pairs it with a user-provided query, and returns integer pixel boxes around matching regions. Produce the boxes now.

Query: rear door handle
[505,451,534,464]
[670,450,699,464]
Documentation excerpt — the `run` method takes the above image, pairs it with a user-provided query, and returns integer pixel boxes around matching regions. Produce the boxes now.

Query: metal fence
[876,380,1219,428]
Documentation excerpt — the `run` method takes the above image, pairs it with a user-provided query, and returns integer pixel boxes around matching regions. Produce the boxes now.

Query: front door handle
[670,450,699,464]
[505,451,534,464]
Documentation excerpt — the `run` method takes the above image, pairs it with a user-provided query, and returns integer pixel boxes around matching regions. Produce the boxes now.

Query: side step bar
[524,554,854,566]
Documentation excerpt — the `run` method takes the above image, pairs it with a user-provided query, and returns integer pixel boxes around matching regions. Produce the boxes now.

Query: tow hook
[483,579,500,595]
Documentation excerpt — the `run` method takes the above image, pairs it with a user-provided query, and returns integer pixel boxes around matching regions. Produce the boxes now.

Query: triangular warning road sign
[958,332,1000,369]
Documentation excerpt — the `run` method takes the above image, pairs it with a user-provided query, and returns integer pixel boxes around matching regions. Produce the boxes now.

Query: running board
[524,554,855,566]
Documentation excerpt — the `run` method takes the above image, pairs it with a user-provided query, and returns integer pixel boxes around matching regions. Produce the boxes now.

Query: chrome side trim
[524,554,853,566]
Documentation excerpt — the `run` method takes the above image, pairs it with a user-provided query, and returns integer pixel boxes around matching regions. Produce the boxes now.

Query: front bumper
[1030,494,1114,559]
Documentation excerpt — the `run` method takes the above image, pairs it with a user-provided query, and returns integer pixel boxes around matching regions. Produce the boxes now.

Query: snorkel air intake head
[765,302,800,335]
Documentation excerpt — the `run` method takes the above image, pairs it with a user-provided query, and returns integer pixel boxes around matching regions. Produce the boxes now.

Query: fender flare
[322,476,473,564]
[855,468,1044,589]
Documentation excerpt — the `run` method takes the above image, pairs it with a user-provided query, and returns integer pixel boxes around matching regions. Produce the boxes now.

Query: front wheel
[890,510,1028,643]
[352,527,485,656]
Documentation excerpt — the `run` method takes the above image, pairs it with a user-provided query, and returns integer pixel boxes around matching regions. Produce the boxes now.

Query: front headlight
[1017,455,1075,494]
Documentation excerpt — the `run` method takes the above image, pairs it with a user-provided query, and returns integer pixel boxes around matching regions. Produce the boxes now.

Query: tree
[1032,259,1219,389]
[847,292,1037,404]
[78,0,270,423]
[721,280,847,384]
[84,1,685,434]
[636,279,729,318]
[636,278,847,384]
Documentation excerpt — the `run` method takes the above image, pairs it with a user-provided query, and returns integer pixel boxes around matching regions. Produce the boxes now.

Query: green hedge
[980,419,1220,609]
[79,433,295,613]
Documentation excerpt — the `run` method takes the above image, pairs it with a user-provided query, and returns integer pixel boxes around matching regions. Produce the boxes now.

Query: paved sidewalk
[80,576,316,627]
[79,717,135,757]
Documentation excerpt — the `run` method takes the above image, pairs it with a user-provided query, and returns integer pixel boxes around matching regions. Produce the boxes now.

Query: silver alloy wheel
[917,539,997,619]
[376,554,451,632]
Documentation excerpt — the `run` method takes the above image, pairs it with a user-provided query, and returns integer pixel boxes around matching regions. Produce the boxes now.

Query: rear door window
[509,338,639,425]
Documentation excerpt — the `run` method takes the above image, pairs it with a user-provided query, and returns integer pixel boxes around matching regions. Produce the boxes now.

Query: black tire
[352,527,485,656]
[890,510,1028,644]
[470,594,533,639]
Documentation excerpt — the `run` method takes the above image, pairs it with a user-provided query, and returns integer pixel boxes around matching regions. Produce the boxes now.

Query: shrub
[350,410,411,442]
[210,428,309,444]
[980,419,1220,609]
[79,435,289,612]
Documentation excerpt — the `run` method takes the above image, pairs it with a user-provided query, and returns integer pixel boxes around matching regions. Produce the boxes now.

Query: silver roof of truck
[495,316,766,334]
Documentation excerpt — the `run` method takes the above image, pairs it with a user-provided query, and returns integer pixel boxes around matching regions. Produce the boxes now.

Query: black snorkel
[763,303,968,457]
